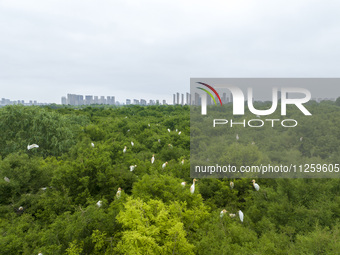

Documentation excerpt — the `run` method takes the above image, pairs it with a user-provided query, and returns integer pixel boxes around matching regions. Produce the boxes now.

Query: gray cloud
[1,0,340,103]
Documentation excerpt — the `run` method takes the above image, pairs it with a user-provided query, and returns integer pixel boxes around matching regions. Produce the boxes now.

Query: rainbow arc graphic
[196,82,223,106]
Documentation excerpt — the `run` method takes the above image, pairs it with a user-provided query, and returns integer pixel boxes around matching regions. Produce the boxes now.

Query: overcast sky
[1,0,340,104]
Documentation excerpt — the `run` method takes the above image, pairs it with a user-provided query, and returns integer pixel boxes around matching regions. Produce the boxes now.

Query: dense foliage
[0,103,339,254]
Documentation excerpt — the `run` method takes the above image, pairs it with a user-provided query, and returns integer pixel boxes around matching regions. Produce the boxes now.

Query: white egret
[230,181,234,189]
[158,139,161,143]
[123,146,127,153]
[178,131,181,135]
[91,142,95,147]
[181,182,186,187]
[190,179,197,194]
[148,123,150,127]
[167,128,171,132]
[252,141,255,145]
[116,187,122,199]
[300,137,303,141]
[162,162,168,169]
[229,213,236,218]
[130,165,137,171]
[27,144,39,150]
[127,129,130,132]
[168,144,173,149]
[236,134,239,140]
[181,159,185,165]
[151,154,155,164]
[220,209,227,218]
[176,129,178,132]
[131,141,134,146]
[4,176,10,183]
[96,200,102,207]
[252,179,260,191]
[38,252,43,255]
[238,210,244,222]
[40,187,48,191]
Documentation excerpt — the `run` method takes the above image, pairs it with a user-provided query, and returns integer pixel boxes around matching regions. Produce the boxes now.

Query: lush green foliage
[0,103,339,254]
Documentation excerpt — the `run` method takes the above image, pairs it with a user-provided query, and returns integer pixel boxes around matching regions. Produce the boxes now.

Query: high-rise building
[181,94,184,105]
[176,93,179,105]
[186,93,191,105]
[126,99,131,105]
[173,94,176,105]
[133,99,139,105]
[140,99,147,106]
[162,100,167,105]
[85,95,93,105]
[61,97,67,105]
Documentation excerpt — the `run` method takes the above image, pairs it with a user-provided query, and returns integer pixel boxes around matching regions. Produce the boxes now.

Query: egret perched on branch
[220,209,227,218]
[4,176,10,183]
[176,129,178,132]
[158,139,161,143]
[252,141,255,145]
[181,182,186,187]
[167,128,171,132]
[300,137,303,141]
[162,162,168,169]
[27,144,39,150]
[168,144,173,149]
[230,181,234,189]
[116,187,122,199]
[131,141,134,146]
[238,210,244,222]
[236,134,239,141]
[130,165,137,171]
[38,252,43,255]
[123,146,127,153]
[151,154,155,164]
[252,179,260,191]
[178,131,181,135]
[91,142,95,148]
[181,159,185,165]
[148,123,150,127]
[41,187,48,191]
[96,200,102,207]
[229,213,236,218]
[190,179,197,194]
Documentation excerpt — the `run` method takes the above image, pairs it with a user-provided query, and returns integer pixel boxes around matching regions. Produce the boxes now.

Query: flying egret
[96,200,102,207]
[238,210,244,222]
[236,134,239,140]
[116,187,122,199]
[220,209,227,218]
[181,182,186,187]
[190,179,197,194]
[230,181,234,189]
[130,165,137,171]
[151,154,155,164]
[91,142,95,147]
[252,179,260,191]
[167,128,171,132]
[123,146,127,153]
[131,141,134,146]
[4,176,10,183]
[178,131,181,135]
[162,162,168,169]
[181,159,185,165]
[27,144,39,150]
